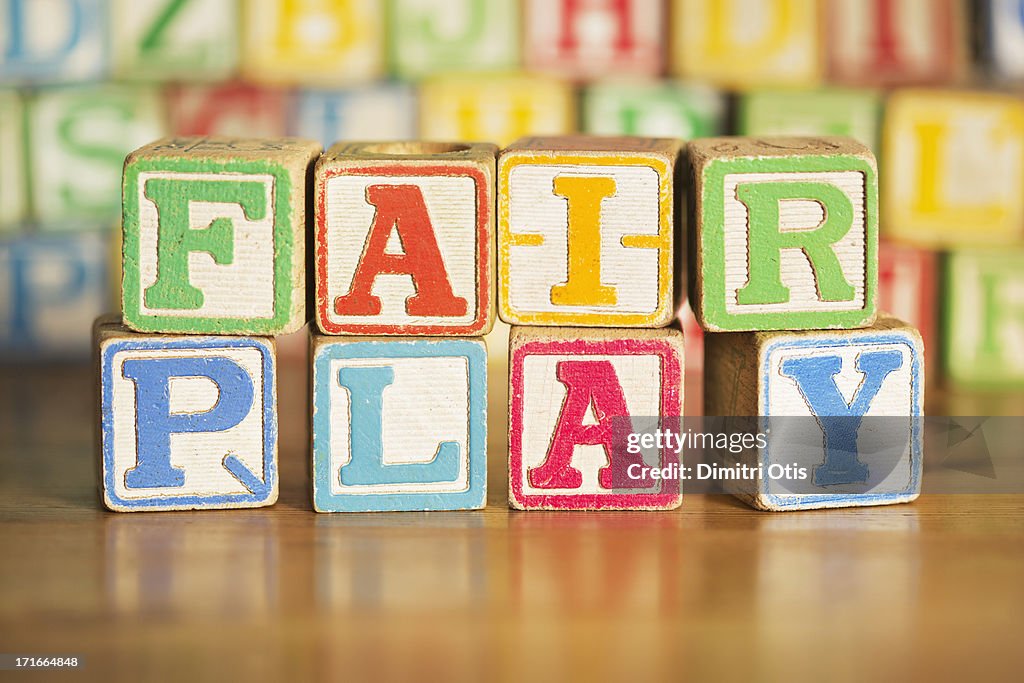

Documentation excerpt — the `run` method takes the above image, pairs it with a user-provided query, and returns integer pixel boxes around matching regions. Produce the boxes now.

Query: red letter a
[334,184,468,317]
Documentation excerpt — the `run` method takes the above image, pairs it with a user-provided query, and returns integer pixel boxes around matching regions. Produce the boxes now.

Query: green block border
[122,156,294,334]
[699,154,878,331]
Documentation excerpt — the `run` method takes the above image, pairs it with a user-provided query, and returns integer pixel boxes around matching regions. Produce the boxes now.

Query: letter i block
[315,141,496,336]
[688,136,878,332]
[122,136,321,335]
[499,136,682,327]
[704,316,924,511]
[96,317,278,512]
[311,333,487,512]
[508,326,684,511]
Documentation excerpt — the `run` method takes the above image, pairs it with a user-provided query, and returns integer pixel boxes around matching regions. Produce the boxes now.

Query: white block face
[113,0,237,76]
[722,171,867,315]
[951,257,1024,374]
[992,0,1024,79]
[830,0,943,72]
[526,0,663,69]
[327,356,472,495]
[0,0,106,82]
[506,164,663,316]
[394,0,518,71]
[0,92,25,228]
[136,172,277,319]
[323,174,480,328]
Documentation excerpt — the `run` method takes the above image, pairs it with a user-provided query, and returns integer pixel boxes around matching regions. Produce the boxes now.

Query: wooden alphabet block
[315,141,496,336]
[524,0,665,79]
[878,242,937,376]
[672,0,821,87]
[168,83,289,138]
[739,88,882,153]
[387,0,519,79]
[0,90,26,230]
[121,136,321,335]
[419,73,574,147]
[498,136,682,328]
[582,81,723,138]
[96,316,278,512]
[944,249,1024,388]
[508,326,684,511]
[0,0,108,84]
[292,85,416,148]
[987,0,1024,80]
[242,0,383,86]
[704,316,924,511]
[311,333,488,512]
[825,0,966,86]
[883,89,1024,247]
[688,136,878,332]
[28,86,166,228]
[112,0,239,81]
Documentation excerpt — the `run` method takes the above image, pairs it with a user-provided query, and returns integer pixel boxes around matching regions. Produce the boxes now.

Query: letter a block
[688,136,878,332]
[96,317,278,512]
[122,136,321,335]
[508,326,684,511]
[499,136,682,328]
[704,316,924,511]
[315,141,496,336]
[311,334,487,512]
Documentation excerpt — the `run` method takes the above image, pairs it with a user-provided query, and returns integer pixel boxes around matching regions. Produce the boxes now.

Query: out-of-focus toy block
[878,242,937,376]
[944,250,1024,388]
[168,83,289,138]
[315,141,496,336]
[0,0,108,84]
[825,0,966,86]
[987,0,1024,80]
[883,89,1024,247]
[112,0,239,81]
[311,333,487,512]
[387,0,519,79]
[0,90,26,230]
[704,316,924,511]
[508,325,684,511]
[96,316,278,512]
[739,88,882,153]
[498,136,682,328]
[292,85,416,148]
[0,232,109,358]
[419,73,574,147]
[27,85,166,228]
[672,0,821,88]
[241,0,383,86]
[582,81,723,138]
[688,136,878,332]
[121,136,321,335]
[524,0,665,79]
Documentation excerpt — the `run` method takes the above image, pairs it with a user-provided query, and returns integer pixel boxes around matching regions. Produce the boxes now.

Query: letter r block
[688,136,878,332]
[311,333,487,512]
[508,326,684,510]
[121,136,321,335]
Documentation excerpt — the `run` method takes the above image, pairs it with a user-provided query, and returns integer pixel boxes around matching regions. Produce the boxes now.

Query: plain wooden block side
[310,331,488,512]
[989,0,1024,80]
[0,90,26,230]
[121,135,321,335]
[292,85,417,148]
[0,0,108,84]
[168,83,290,138]
[508,325,685,511]
[499,135,682,328]
[95,315,279,512]
[738,88,882,153]
[582,81,724,138]
[315,140,497,336]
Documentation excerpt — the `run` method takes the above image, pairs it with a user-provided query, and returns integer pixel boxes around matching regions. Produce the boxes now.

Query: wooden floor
[2,334,1023,682]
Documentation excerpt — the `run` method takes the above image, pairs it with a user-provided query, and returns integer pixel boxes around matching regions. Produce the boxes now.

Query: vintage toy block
[582,81,723,138]
[688,136,878,332]
[96,316,278,511]
[112,0,239,81]
[499,136,682,328]
[987,0,1024,80]
[878,242,937,375]
[524,0,665,79]
[0,0,108,84]
[508,326,684,511]
[704,315,924,511]
[121,136,321,335]
[672,0,821,88]
[311,333,487,512]
[944,249,1024,388]
[1,232,109,358]
[825,0,966,86]
[28,85,166,228]
[315,141,496,336]
[292,85,416,148]
[419,73,574,147]
[388,0,519,79]
[242,0,383,86]
[168,83,289,138]
[739,88,882,153]
[883,89,1024,247]
[0,90,26,230]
